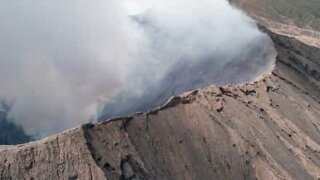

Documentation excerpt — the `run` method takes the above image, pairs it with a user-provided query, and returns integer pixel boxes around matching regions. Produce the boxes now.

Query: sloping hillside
[230,0,320,30]
[0,29,319,179]
[231,0,320,48]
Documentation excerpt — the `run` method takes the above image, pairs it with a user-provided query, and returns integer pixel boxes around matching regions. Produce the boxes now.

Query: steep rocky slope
[0,29,319,179]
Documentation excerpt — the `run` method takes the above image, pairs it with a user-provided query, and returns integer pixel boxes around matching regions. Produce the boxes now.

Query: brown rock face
[0,30,320,179]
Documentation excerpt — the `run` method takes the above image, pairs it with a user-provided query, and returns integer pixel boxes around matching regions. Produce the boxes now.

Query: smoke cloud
[0,0,276,136]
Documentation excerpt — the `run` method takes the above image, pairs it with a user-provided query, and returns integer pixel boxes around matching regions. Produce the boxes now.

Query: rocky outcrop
[0,30,320,179]
[0,126,106,179]
[254,15,320,48]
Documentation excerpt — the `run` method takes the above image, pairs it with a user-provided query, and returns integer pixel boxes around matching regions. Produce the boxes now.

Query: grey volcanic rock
[0,30,320,179]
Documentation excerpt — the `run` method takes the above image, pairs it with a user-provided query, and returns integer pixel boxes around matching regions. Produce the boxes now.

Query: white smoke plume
[0,0,276,136]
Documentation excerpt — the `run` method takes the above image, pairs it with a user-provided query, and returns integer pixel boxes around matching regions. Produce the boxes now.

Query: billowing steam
[0,0,276,136]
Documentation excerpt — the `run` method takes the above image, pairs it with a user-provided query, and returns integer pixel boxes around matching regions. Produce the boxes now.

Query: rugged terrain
[0,28,319,179]
[231,0,320,30]
[231,0,320,48]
